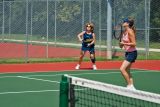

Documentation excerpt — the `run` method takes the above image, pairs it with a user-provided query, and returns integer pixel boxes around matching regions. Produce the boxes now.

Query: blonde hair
[85,22,94,33]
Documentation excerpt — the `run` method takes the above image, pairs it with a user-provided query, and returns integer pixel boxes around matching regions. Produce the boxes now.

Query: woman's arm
[77,31,85,42]
[88,33,96,46]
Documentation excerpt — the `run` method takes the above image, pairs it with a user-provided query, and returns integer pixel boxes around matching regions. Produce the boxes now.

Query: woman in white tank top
[119,18,137,90]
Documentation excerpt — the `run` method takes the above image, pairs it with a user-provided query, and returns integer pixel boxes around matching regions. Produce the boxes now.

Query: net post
[59,75,69,107]
[69,79,75,107]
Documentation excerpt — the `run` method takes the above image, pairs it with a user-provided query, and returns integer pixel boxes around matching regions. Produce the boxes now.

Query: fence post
[30,0,33,44]
[2,0,4,41]
[82,0,84,31]
[107,0,112,59]
[25,0,29,63]
[99,0,102,56]
[145,0,150,59]
[147,0,151,57]
[54,1,57,46]
[46,0,49,58]
[9,1,11,38]
[89,0,91,22]
[59,75,69,107]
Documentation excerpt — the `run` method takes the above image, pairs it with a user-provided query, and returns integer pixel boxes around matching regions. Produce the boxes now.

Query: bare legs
[120,60,135,89]
[78,51,85,65]
[90,53,97,70]
[75,51,97,70]
[126,64,134,85]
[75,51,85,70]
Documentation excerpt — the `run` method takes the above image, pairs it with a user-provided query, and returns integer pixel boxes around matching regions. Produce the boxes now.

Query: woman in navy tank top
[75,23,97,70]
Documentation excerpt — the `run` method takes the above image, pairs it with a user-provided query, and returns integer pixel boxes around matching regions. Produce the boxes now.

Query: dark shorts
[81,45,95,54]
[125,50,137,63]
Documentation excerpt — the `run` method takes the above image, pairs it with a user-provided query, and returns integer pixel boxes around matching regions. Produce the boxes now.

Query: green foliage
[113,0,145,27]
[150,0,160,42]
[57,2,81,22]
[0,0,160,43]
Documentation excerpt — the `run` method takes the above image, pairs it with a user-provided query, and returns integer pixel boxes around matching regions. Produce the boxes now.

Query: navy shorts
[125,50,137,63]
[81,44,95,54]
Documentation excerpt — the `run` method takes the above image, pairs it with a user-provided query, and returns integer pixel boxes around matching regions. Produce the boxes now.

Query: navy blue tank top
[82,32,94,47]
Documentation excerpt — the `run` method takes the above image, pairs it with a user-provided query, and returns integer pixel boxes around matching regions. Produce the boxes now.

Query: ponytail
[131,25,136,34]
[128,18,136,34]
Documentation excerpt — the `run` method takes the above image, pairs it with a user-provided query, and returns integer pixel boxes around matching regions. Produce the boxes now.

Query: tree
[150,0,160,42]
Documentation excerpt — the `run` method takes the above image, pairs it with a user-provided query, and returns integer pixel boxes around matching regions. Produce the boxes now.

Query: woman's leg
[75,51,85,69]
[90,51,97,70]
[120,60,132,85]
[126,64,134,85]
[78,51,85,65]
[90,53,95,64]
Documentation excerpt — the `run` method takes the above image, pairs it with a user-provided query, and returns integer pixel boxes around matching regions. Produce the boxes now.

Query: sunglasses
[86,25,91,27]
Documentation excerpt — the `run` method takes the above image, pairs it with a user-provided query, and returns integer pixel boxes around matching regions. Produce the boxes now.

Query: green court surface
[0,69,159,107]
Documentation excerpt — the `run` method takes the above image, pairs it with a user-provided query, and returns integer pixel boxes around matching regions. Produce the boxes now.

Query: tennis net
[59,75,160,107]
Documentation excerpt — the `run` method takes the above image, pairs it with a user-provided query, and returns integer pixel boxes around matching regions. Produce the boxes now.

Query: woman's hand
[78,38,83,42]
[87,43,92,47]
[119,42,124,48]
[119,42,124,45]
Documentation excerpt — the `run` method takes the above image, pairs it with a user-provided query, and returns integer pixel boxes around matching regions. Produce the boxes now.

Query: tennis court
[0,69,159,107]
[0,0,160,106]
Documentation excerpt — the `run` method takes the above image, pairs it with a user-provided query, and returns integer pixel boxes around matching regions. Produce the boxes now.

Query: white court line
[0,70,120,79]
[0,68,159,75]
[0,72,118,79]
[0,89,85,95]
[0,76,19,79]
[0,90,59,95]
[17,76,60,83]
[0,69,112,75]
[25,72,120,77]
[132,68,160,72]
[0,70,159,95]
[0,70,159,79]
[14,70,160,78]
[26,70,160,77]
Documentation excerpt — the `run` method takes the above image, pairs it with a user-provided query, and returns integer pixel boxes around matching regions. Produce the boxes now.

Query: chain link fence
[0,0,159,62]
[150,0,160,49]
[112,0,160,60]
[112,0,147,59]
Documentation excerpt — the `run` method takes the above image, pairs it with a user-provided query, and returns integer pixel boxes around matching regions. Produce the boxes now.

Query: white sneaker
[92,65,97,70]
[75,64,80,70]
[127,84,136,90]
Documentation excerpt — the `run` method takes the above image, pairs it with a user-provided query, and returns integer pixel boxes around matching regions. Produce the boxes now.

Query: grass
[0,51,159,64]
[1,34,160,49]
[0,57,108,64]
[150,42,160,49]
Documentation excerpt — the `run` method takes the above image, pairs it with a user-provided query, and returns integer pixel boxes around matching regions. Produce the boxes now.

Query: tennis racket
[113,23,123,42]
[112,23,123,57]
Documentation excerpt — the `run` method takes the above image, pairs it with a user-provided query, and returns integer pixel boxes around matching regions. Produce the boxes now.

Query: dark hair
[128,18,136,34]
[85,22,94,33]
[123,18,136,33]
